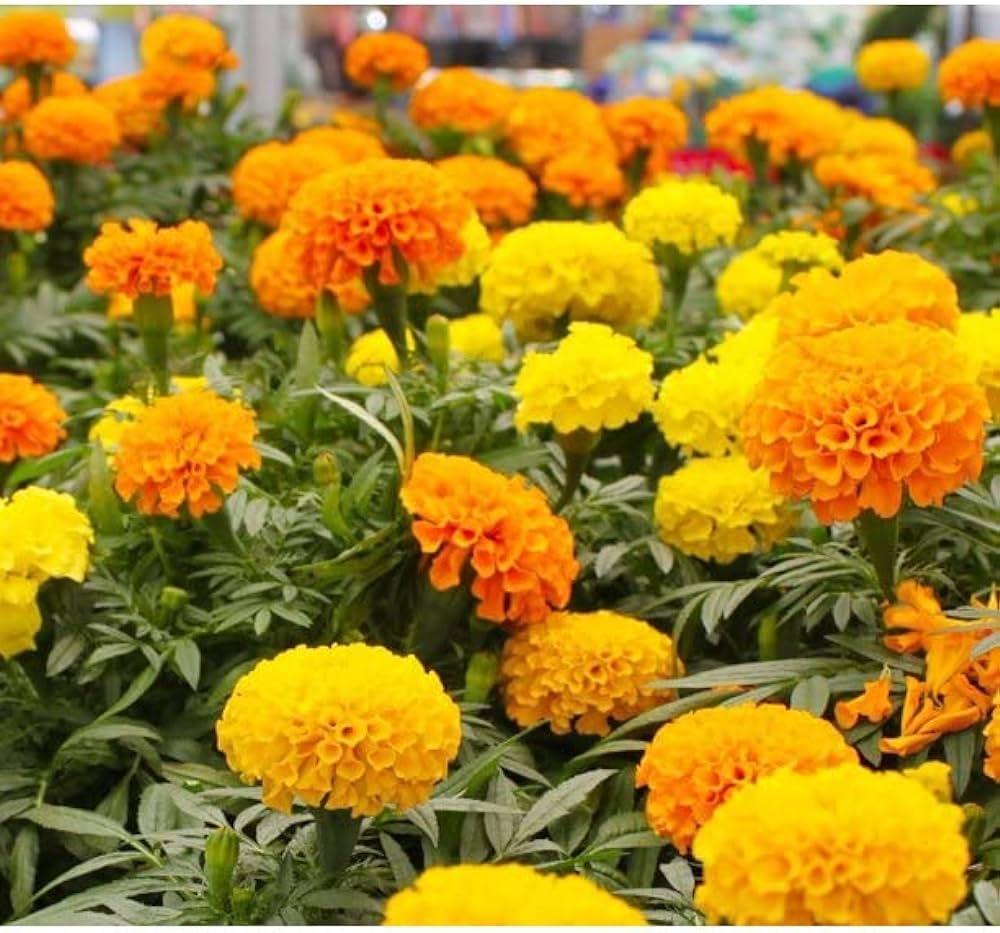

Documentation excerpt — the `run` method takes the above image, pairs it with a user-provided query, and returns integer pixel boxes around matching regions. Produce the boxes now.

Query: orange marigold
[250,229,317,319]
[344,31,429,91]
[1,71,87,124]
[84,218,222,300]
[742,321,989,523]
[140,13,238,72]
[0,160,54,232]
[114,389,261,518]
[603,97,688,170]
[140,60,215,110]
[330,108,380,135]
[540,151,624,210]
[636,704,856,853]
[282,159,472,288]
[22,96,120,165]
[93,74,164,144]
[986,698,1000,782]
[839,115,919,160]
[409,67,515,135]
[436,154,536,232]
[0,11,75,68]
[938,38,1000,108]
[291,126,386,162]
[0,373,66,463]
[400,452,579,626]
[814,152,935,210]
[834,670,894,729]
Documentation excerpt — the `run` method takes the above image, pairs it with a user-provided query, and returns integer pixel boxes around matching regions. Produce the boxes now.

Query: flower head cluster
[291,125,386,162]
[249,230,318,319]
[813,152,935,210]
[383,864,646,925]
[938,38,1000,108]
[345,328,407,387]
[839,114,919,159]
[1,71,86,124]
[344,31,429,91]
[693,765,968,924]
[653,454,794,563]
[409,67,514,135]
[623,179,741,256]
[447,313,505,363]
[956,309,1000,418]
[93,75,165,144]
[951,128,993,166]
[0,161,54,232]
[480,221,660,340]
[513,322,653,434]
[540,151,625,210]
[715,252,783,320]
[114,389,261,518]
[855,39,930,92]
[753,230,843,272]
[140,13,238,72]
[603,97,688,171]
[500,610,680,735]
[0,11,76,68]
[23,96,120,164]
[400,453,578,626]
[408,215,490,294]
[217,643,461,815]
[637,704,855,853]
[435,155,536,232]
[88,395,149,461]
[0,373,66,462]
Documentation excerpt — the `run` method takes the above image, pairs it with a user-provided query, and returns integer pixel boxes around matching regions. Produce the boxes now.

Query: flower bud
[204,826,240,911]
[426,314,451,375]
[464,650,499,704]
[160,586,189,611]
[313,450,340,487]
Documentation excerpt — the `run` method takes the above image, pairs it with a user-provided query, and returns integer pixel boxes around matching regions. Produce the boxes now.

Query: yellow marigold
[1,71,86,124]
[344,31,429,91]
[623,179,741,256]
[436,154,536,232]
[22,96,120,165]
[291,126,386,162]
[986,698,1000,782]
[0,160,54,232]
[408,214,490,294]
[754,229,843,272]
[905,760,955,801]
[249,229,317,319]
[89,395,148,459]
[813,151,935,210]
[603,96,688,168]
[480,221,660,340]
[140,60,215,110]
[0,11,75,68]
[956,309,1000,417]
[939,38,1000,108]
[0,373,66,463]
[84,217,221,300]
[0,577,41,661]
[400,452,579,626]
[113,389,261,518]
[140,13,238,72]
[383,864,646,925]
[93,74,164,144]
[716,251,782,320]
[513,322,653,434]
[282,159,472,289]
[637,704,855,853]
[856,39,930,93]
[447,313,504,363]
[693,765,968,924]
[540,152,625,210]
[500,610,680,736]
[938,190,979,216]
[952,128,994,166]
[217,643,461,815]
[840,114,919,159]
[345,328,406,387]
[653,454,794,563]
[410,67,514,135]
[743,321,988,523]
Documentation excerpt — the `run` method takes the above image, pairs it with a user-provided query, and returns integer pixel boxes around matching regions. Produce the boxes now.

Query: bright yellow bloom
[834,670,893,729]
[840,114,919,159]
[693,765,968,924]
[856,39,930,92]
[937,190,979,216]
[408,215,490,294]
[88,395,148,460]
[904,760,954,801]
[623,179,741,256]
[0,579,41,661]
[939,38,1000,108]
[715,251,782,320]
[514,322,653,434]
[956,308,1000,417]
[447,313,504,363]
[217,643,461,815]
[753,229,843,272]
[344,329,409,387]
[951,128,993,166]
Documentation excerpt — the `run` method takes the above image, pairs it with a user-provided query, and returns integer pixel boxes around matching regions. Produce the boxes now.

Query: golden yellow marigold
[693,765,968,924]
[409,67,514,135]
[22,95,120,165]
[400,452,578,626]
[513,322,653,434]
[623,179,741,256]
[603,96,688,167]
[754,229,843,272]
[114,389,261,518]
[500,610,680,736]
[217,643,461,815]
[813,152,935,210]
[540,151,625,210]
[345,328,408,387]
[283,159,472,289]
[140,13,238,72]
[939,38,1000,108]
[716,251,783,320]
[408,214,490,294]
[0,160,54,232]
[291,125,386,162]
[249,229,317,319]
[383,864,647,925]
[0,11,75,68]
[653,454,794,564]
[1,71,86,124]
[743,321,988,523]
[0,373,66,462]
[986,699,1000,782]
[0,577,41,661]
[952,128,994,166]
[93,74,164,144]
[447,313,504,363]
[840,114,919,159]
[344,31,429,91]
[435,154,536,232]
[904,760,954,801]
[140,60,215,110]
[480,221,660,340]
[856,39,930,93]
[84,217,221,300]
[956,308,1000,418]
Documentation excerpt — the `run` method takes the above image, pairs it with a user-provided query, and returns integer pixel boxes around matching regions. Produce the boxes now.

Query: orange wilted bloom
[436,155,536,232]
[938,38,1000,108]
[879,675,988,757]
[140,13,238,72]
[114,389,261,518]
[883,579,948,654]
[0,11,76,68]
[813,152,935,211]
[1,71,86,123]
[541,151,624,211]
[0,161,54,232]
[603,97,688,170]
[0,373,66,463]
[410,67,515,135]
[742,321,989,523]
[84,218,222,300]
[344,31,429,91]
[400,453,579,626]
[986,699,1000,782]
[291,126,386,163]
[834,670,894,729]
[93,74,165,144]
[22,96,120,165]
[968,589,1000,694]
[282,159,472,289]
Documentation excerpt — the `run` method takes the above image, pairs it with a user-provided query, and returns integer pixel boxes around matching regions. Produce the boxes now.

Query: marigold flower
[938,38,1000,108]
[951,128,994,166]
[480,221,660,340]
[0,578,41,661]
[813,151,935,210]
[856,39,930,92]
[834,670,894,729]
[664,146,751,180]
[986,699,1000,782]
[500,610,680,736]
[84,217,222,300]
[904,760,954,801]
[22,95,120,164]
[217,643,460,815]
[89,395,148,460]
[0,160,54,232]
[113,389,261,518]
[291,125,386,162]
[345,328,408,387]
[436,154,536,232]
[384,863,646,925]
[513,322,653,434]
[409,67,514,135]
[956,309,1000,417]
[716,252,783,320]
[344,31,429,91]
[637,704,855,853]
[603,96,688,168]
[249,229,317,319]
[1,71,86,124]
[540,152,625,210]
[140,60,215,110]
[93,74,164,144]
[623,179,741,256]
[693,764,968,924]
[400,453,578,626]
[408,215,490,294]
[753,229,843,272]
[839,114,919,159]
[140,13,238,72]
[0,373,66,463]
[447,313,504,363]
[879,675,988,757]
[743,321,988,523]
[0,11,75,68]
[883,578,947,654]
[329,108,379,134]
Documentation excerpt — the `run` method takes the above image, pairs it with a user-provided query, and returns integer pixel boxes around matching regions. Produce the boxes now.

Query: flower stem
[133,294,173,395]
[555,428,600,512]
[855,509,900,601]
[311,807,362,878]
[314,291,346,366]
[985,104,1000,161]
[364,268,410,367]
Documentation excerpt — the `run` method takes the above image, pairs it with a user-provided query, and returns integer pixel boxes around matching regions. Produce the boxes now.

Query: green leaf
[10,824,39,916]
[508,770,615,848]
[650,658,848,689]
[23,804,145,850]
[661,856,696,898]
[172,638,201,690]
[97,663,161,722]
[379,832,416,889]
[59,718,160,753]
[943,729,977,798]
[46,632,87,677]
[3,446,85,491]
[314,386,405,475]
[30,851,142,902]
[973,881,1000,925]
[789,675,831,716]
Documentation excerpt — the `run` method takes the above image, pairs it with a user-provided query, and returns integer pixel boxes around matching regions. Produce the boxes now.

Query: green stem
[364,268,410,367]
[311,808,362,878]
[555,429,600,512]
[373,75,392,131]
[985,105,1000,161]
[624,149,651,194]
[855,509,900,601]
[133,294,173,395]
[314,291,346,367]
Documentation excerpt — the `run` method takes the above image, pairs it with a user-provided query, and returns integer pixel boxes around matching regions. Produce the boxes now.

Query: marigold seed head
[435,154,536,232]
[0,373,66,462]
[410,67,515,135]
[344,31,429,91]
[23,96,120,165]
[0,11,76,68]
[0,160,55,232]
[938,38,1000,108]
[623,179,741,256]
[856,39,930,92]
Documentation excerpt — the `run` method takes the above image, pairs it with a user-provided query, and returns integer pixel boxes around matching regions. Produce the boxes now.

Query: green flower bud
[204,826,240,911]
[313,450,340,487]
[426,314,451,376]
[160,586,190,611]
[464,651,499,704]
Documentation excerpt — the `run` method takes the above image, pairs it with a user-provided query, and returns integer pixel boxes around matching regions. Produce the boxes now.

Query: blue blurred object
[807,66,875,113]
[94,20,139,83]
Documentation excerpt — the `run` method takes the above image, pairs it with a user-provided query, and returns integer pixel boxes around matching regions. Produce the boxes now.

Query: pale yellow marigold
[93,74,164,144]
[409,215,490,294]
[637,704,856,853]
[345,328,413,387]
[956,308,1000,417]
[23,96,120,165]
[654,454,794,563]
[813,152,936,210]
[409,67,514,135]
[500,610,680,736]
[0,11,75,68]
[384,864,646,925]
[480,221,660,340]
[513,322,653,434]
[693,764,968,924]
[291,126,386,162]
[856,39,930,93]
[140,13,238,72]
[753,229,843,273]
[216,643,461,815]
[0,160,54,232]
[249,229,317,319]
[938,38,1000,108]
[951,128,994,166]
[540,151,625,210]
[840,114,919,160]
[715,251,783,320]
[623,179,741,256]
[344,31,429,91]
[447,313,504,363]
[1,71,87,124]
